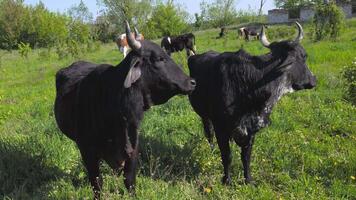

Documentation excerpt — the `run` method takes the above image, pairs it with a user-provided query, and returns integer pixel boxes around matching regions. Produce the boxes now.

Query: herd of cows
[54,20,316,199]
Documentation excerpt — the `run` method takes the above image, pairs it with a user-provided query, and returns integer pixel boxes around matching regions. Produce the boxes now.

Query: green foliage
[97,0,153,33]
[194,13,203,29]
[313,3,345,41]
[0,0,27,50]
[0,0,92,50]
[200,0,237,28]
[17,42,31,58]
[67,0,93,23]
[274,0,323,9]
[143,3,190,38]
[92,14,117,43]
[341,58,356,105]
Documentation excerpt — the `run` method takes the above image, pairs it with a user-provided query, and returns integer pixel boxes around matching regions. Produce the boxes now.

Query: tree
[143,2,189,38]
[200,0,237,28]
[259,0,267,16]
[67,0,93,23]
[0,0,27,49]
[97,0,152,32]
[274,0,323,9]
[194,13,203,29]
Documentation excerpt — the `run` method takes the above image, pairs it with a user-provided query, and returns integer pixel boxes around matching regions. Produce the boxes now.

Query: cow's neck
[235,53,293,134]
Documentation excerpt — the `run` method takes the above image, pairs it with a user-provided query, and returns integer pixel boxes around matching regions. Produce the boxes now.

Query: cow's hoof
[222,175,232,185]
[128,185,136,196]
[244,178,256,186]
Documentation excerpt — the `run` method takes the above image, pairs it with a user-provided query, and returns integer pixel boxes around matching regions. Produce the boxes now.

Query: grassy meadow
[0,20,355,199]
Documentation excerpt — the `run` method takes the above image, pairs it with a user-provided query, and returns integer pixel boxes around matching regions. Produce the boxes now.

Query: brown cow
[116,27,144,57]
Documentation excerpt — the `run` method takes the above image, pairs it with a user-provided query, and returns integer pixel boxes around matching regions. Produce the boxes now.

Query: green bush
[0,0,92,50]
[341,58,356,105]
[313,3,345,41]
[18,42,31,58]
[143,3,190,39]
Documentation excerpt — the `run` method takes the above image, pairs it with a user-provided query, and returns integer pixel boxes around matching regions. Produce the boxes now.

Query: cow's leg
[81,150,102,200]
[202,118,214,149]
[123,148,138,194]
[240,136,255,184]
[123,123,140,195]
[215,127,232,185]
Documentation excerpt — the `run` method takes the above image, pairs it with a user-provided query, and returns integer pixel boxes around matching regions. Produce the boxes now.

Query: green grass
[1,20,356,199]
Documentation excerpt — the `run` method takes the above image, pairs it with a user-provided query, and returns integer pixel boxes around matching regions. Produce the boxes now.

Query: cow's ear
[124,58,142,88]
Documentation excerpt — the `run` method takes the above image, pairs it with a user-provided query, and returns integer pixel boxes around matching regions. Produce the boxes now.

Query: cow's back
[54,61,99,140]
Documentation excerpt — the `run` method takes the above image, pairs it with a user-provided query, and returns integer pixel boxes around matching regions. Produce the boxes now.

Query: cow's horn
[134,27,139,38]
[260,25,270,48]
[125,21,142,51]
[294,21,304,43]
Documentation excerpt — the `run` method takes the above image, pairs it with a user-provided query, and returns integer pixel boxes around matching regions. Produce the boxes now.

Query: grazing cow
[54,21,196,199]
[217,27,227,38]
[188,22,316,185]
[239,26,261,41]
[238,27,246,39]
[116,27,144,57]
[161,33,196,57]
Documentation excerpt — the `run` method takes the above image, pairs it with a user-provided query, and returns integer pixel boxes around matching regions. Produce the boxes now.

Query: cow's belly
[54,89,78,141]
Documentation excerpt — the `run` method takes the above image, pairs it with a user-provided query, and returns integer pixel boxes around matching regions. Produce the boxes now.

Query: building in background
[268,1,354,24]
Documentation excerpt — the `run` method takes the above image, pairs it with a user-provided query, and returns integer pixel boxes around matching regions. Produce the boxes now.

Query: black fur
[54,39,195,199]
[188,40,316,185]
[161,33,196,56]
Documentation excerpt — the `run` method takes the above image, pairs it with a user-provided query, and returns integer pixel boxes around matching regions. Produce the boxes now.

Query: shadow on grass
[0,140,65,199]
[138,133,202,182]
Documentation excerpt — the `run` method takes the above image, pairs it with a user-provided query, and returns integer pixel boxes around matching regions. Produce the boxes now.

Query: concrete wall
[300,8,315,22]
[268,3,353,24]
[268,10,289,24]
[339,3,352,18]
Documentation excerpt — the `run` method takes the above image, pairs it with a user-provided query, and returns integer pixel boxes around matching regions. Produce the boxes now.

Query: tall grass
[0,19,355,199]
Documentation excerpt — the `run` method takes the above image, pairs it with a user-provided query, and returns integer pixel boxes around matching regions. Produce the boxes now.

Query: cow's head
[123,21,196,105]
[260,22,316,91]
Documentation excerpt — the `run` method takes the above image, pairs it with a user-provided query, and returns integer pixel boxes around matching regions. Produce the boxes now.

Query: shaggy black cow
[188,22,316,185]
[161,33,196,56]
[54,21,196,199]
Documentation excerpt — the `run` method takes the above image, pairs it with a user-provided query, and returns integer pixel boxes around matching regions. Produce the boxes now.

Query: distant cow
[217,27,227,38]
[116,27,144,57]
[188,22,316,185]
[239,26,261,41]
[54,21,196,199]
[161,33,196,56]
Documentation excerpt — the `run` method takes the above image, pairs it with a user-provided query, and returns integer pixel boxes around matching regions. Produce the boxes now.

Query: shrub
[341,58,356,105]
[55,42,69,59]
[18,42,31,58]
[143,3,190,39]
[313,3,345,41]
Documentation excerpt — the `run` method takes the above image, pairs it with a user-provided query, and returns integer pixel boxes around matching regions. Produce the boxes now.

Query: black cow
[188,22,316,185]
[54,21,196,199]
[161,33,196,57]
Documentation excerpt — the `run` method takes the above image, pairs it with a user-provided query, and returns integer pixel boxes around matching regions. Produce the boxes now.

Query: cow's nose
[310,75,317,88]
[190,79,196,87]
